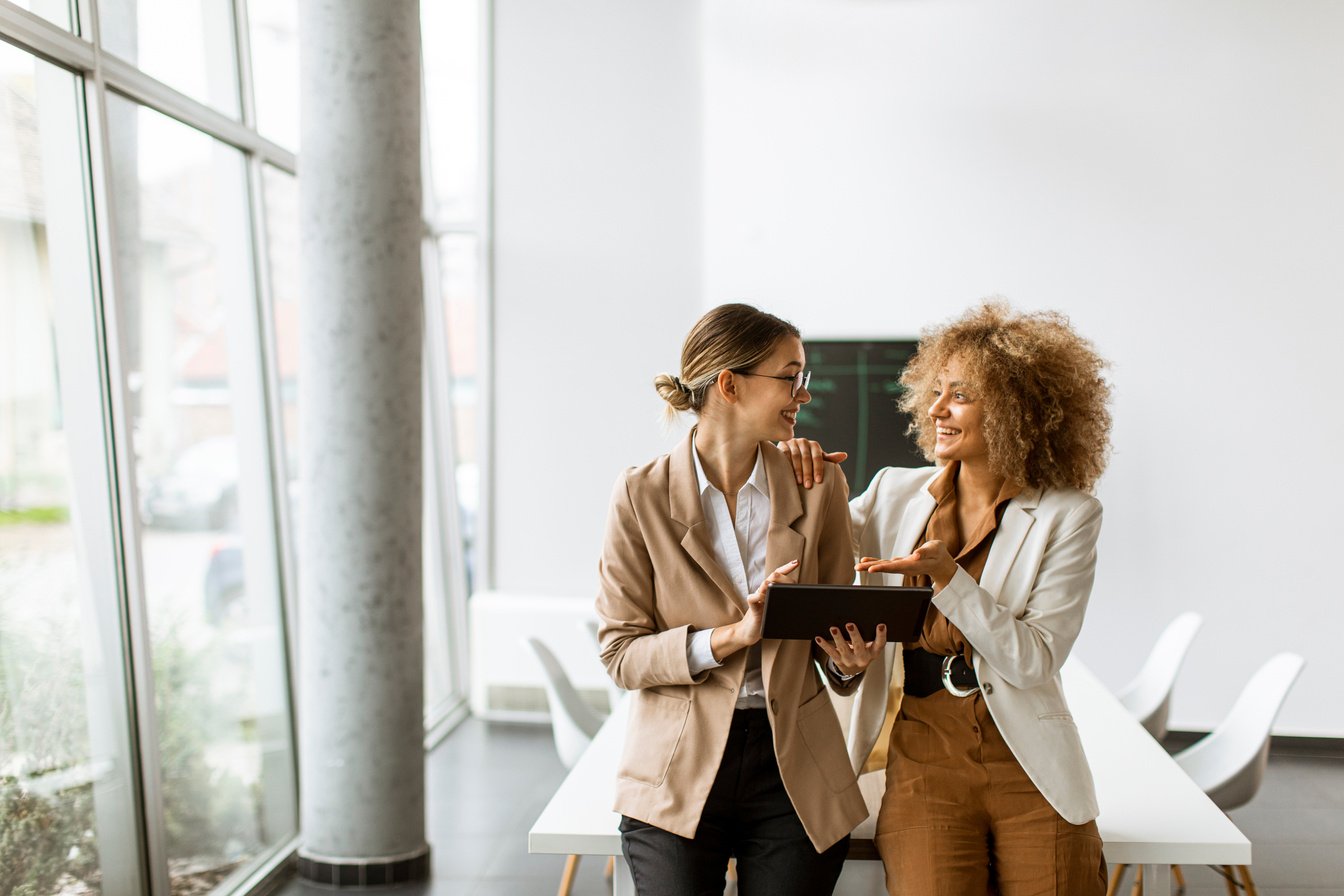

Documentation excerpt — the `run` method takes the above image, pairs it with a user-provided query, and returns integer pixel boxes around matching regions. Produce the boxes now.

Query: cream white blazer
[846,465,1102,825]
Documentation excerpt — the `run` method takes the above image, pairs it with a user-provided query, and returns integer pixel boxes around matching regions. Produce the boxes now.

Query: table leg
[613,855,635,896]
[1142,863,1171,894]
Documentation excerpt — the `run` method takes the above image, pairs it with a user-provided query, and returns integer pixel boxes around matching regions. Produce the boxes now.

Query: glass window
[247,0,298,150]
[422,0,481,225]
[424,464,454,716]
[99,0,242,118]
[7,0,73,30]
[435,233,480,596]
[105,94,296,895]
[0,42,140,896]
[261,165,297,500]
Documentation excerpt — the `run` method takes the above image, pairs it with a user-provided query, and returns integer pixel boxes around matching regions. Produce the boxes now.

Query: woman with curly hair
[781,301,1113,895]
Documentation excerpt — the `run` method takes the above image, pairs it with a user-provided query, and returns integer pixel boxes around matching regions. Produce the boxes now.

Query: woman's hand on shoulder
[775,438,847,489]
[856,540,959,592]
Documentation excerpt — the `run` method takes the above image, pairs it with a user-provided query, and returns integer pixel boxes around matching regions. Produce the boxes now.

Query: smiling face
[928,354,988,466]
[732,334,811,442]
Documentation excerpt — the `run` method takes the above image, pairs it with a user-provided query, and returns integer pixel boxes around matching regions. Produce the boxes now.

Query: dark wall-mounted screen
[796,340,927,496]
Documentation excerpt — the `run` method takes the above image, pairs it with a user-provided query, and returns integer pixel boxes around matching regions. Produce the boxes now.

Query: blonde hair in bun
[654,303,800,420]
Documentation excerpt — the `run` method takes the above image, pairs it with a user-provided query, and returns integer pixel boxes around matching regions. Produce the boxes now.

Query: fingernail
[830,627,840,634]
[847,624,856,631]
[805,479,812,486]
[815,637,824,644]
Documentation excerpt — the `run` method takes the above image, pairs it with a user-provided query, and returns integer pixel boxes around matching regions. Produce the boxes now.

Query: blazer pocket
[617,690,691,787]
[1037,711,1075,722]
[796,687,857,794]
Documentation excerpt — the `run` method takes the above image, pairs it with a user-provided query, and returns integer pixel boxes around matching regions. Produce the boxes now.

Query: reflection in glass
[422,0,481,225]
[436,234,479,596]
[99,0,241,117]
[261,166,298,500]
[0,44,118,896]
[106,95,295,895]
[248,0,298,150]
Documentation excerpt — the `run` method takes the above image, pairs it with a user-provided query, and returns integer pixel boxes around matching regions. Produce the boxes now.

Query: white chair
[1116,611,1203,741]
[1111,652,1304,896]
[580,618,625,714]
[524,637,605,895]
[525,636,603,767]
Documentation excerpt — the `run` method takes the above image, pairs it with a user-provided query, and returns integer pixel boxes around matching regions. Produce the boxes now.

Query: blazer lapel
[979,487,1040,600]
[668,432,747,614]
[760,446,805,687]
[761,445,805,581]
[885,474,939,585]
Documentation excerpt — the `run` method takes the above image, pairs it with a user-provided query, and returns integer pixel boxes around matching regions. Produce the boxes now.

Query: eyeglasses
[729,368,812,398]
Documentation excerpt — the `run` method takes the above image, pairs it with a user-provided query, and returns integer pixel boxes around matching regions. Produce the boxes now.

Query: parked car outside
[140,437,238,530]
[203,540,244,625]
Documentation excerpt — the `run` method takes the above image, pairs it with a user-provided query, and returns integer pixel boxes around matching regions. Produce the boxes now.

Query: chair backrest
[525,637,604,769]
[580,618,624,713]
[1117,611,1204,740]
[1174,652,1304,812]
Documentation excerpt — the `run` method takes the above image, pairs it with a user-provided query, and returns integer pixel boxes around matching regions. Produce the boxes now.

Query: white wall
[491,0,701,594]
[703,0,1344,735]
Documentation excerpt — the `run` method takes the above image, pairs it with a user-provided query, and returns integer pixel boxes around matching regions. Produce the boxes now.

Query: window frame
[0,0,493,892]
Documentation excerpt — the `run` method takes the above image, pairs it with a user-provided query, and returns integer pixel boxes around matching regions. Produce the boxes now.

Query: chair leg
[1236,865,1258,896]
[1106,864,1128,896]
[605,855,614,879]
[558,854,579,896]
[1129,866,1143,896]
[1221,866,1238,896]
[1173,864,1186,895]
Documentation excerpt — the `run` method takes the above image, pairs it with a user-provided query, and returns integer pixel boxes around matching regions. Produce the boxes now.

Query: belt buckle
[941,655,979,697]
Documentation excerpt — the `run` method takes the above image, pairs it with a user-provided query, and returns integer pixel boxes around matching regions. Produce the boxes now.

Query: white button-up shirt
[687,437,769,709]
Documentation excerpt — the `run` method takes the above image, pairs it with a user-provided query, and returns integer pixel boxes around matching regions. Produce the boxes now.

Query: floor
[273,720,1344,896]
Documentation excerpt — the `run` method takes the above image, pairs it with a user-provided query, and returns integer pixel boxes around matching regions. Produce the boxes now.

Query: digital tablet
[761,583,933,643]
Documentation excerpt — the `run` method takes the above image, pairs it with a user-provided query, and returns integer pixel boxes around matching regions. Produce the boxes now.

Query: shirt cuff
[827,658,859,681]
[687,628,722,676]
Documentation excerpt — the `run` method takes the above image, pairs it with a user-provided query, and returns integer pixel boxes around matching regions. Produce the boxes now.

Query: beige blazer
[846,465,1103,825]
[596,433,869,851]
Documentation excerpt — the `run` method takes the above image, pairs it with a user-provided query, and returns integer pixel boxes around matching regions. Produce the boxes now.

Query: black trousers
[620,707,849,896]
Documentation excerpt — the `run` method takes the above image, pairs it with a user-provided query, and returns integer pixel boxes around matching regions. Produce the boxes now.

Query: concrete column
[297,0,427,885]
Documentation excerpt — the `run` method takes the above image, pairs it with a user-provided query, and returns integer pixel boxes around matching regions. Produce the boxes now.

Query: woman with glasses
[781,302,1113,895]
[596,303,885,896]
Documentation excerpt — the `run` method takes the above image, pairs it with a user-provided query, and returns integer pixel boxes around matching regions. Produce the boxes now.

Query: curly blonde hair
[898,301,1113,492]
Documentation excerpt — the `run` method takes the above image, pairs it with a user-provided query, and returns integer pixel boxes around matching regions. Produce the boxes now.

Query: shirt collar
[691,433,770,499]
[928,460,1024,508]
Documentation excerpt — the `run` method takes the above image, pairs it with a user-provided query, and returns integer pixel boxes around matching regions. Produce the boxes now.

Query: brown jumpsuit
[872,463,1107,896]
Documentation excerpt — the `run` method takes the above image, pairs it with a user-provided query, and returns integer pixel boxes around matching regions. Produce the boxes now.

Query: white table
[529,659,1250,894]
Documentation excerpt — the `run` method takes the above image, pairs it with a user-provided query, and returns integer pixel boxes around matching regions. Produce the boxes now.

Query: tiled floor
[274,721,1344,895]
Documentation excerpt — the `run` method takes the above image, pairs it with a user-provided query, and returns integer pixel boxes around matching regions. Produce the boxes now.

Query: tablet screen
[761,583,933,643]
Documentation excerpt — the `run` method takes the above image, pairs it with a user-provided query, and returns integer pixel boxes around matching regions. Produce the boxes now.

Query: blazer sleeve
[933,495,1102,690]
[595,471,707,690]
